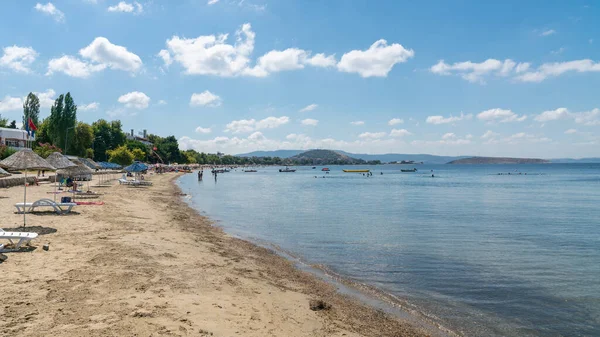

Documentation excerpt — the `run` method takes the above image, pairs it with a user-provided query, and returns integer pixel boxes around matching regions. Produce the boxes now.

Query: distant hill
[550,158,600,163]
[447,157,550,164]
[237,150,304,158]
[238,149,467,164]
[286,149,368,165]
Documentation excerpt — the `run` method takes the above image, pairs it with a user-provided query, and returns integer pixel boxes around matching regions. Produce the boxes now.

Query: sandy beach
[0,172,433,337]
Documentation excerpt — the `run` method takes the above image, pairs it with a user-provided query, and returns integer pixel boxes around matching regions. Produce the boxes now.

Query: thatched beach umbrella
[59,159,94,194]
[0,166,10,178]
[0,149,56,226]
[46,152,77,201]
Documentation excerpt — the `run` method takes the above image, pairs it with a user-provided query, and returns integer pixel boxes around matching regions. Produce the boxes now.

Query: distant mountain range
[447,157,549,164]
[236,150,600,164]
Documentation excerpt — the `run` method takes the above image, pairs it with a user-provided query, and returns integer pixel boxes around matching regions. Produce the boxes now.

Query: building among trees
[0,127,34,150]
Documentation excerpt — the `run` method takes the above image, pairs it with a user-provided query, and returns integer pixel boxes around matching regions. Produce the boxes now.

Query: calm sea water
[177,164,600,336]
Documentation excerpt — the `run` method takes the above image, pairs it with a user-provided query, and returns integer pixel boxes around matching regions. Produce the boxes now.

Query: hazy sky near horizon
[1,1,599,157]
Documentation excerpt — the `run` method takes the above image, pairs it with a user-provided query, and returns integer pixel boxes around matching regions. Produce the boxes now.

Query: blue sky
[0,0,599,158]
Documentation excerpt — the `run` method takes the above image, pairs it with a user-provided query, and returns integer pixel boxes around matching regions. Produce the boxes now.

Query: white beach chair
[0,228,38,252]
[15,198,77,214]
[118,178,132,185]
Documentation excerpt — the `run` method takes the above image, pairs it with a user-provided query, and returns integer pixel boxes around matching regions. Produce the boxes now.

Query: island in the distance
[447,157,550,164]
[284,149,381,165]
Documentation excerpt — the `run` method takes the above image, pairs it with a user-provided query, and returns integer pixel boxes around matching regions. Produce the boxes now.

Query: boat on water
[312,167,316,169]
[212,169,230,174]
[279,167,296,172]
[244,170,257,173]
[343,169,370,173]
[322,168,330,171]
[401,168,418,172]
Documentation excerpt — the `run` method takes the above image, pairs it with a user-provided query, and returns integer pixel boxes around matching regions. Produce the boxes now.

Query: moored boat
[401,168,418,172]
[279,167,296,172]
[322,168,330,171]
[343,169,370,173]
[244,170,257,172]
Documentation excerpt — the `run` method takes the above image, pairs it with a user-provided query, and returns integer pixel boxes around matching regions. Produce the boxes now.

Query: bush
[0,145,17,160]
[33,142,62,158]
[107,145,134,166]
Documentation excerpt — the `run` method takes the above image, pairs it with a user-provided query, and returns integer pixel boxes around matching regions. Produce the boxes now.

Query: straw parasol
[0,149,56,226]
[0,166,10,178]
[46,152,77,201]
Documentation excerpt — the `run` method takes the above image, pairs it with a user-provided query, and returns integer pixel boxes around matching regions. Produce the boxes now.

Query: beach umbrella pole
[23,170,27,226]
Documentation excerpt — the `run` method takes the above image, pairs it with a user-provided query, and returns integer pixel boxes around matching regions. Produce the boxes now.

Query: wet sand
[1,172,433,336]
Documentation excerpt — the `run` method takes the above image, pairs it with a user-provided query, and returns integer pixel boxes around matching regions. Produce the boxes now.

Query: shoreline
[1,172,438,336]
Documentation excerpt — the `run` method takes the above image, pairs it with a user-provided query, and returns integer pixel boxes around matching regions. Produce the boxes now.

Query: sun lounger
[0,228,38,252]
[14,198,77,214]
[118,178,132,185]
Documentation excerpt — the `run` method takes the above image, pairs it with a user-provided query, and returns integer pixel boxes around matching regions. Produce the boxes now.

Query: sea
[177,164,600,336]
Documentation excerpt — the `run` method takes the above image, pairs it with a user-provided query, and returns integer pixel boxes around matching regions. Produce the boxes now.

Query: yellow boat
[343,169,370,173]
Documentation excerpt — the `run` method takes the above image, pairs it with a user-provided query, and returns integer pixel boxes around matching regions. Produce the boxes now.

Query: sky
[0,0,599,158]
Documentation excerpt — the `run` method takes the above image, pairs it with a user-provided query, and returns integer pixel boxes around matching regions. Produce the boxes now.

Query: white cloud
[208,0,220,4]
[564,129,578,134]
[305,53,337,68]
[47,37,142,77]
[299,104,318,112]
[0,46,38,73]
[540,29,556,36]
[502,132,551,144]
[477,108,527,123]
[426,112,472,124]
[34,2,65,22]
[551,47,566,55]
[157,49,172,67]
[337,39,414,77]
[481,130,499,139]
[118,91,150,109]
[301,118,318,126]
[249,48,308,75]
[533,107,600,125]
[442,132,456,140]
[573,108,600,126]
[195,126,212,134]
[534,107,570,122]
[225,116,289,134]
[79,37,143,72]
[515,60,600,82]
[0,96,23,112]
[107,1,143,13]
[359,132,386,139]
[430,58,530,83]
[350,121,365,126]
[46,55,106,78]
[390,128,411,137]
[35,89,56,108]
[388,118,404,126]
[161,24,410,78]
[190,91,222,107]
[161,23,256,77]
[79,102,100,111]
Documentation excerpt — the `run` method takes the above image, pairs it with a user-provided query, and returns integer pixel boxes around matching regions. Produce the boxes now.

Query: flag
[28,118,37,138]
[25,118,30,137]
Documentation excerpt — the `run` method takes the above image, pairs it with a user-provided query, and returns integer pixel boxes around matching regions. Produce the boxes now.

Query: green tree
[132,148,146,161]
[92,119,126,162]
[8,120,17,129]
[22,92,40,128]
[0,114,7,127]
[47,93,78,154]
[34,118,53,145]
[107,145,134,166]
[71,122,94,158]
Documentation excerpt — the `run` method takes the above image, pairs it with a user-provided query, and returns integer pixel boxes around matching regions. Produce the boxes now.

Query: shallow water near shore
[177,164,600,336]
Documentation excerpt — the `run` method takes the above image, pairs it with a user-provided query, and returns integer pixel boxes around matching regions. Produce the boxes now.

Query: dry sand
[0,172,434,337]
